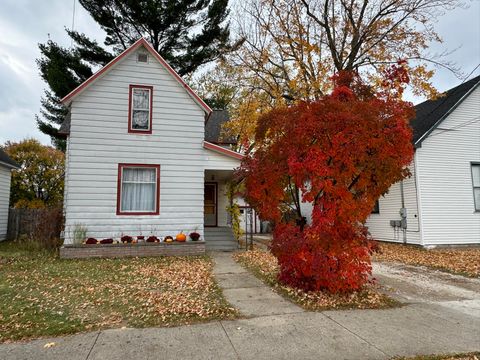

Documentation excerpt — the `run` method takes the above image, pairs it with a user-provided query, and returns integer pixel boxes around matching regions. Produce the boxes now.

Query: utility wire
[416,62,480,121]
[427,116,480,138]
[70,0,76,48]
[463,63,480,82]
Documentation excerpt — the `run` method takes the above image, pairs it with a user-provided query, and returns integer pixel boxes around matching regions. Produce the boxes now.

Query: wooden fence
[7,207,63,242]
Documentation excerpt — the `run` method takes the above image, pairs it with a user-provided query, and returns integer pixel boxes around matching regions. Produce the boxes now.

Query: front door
[204,183,217,227]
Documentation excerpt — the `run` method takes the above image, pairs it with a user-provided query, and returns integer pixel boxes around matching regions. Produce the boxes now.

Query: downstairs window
[472,163,480,211]
[117,164,160,215]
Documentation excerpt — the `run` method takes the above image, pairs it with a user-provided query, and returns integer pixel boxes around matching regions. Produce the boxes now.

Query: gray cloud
[0,0,479,146]
[0,0,105,145]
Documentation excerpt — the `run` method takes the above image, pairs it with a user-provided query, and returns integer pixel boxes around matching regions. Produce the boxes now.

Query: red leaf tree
[238,68,414,293]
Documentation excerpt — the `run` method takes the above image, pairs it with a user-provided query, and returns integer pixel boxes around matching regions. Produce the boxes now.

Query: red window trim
[116,163,160,215]
[128,84,153,134]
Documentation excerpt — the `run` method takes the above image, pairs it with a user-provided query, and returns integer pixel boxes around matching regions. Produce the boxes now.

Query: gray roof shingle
[411,75,480,146]
[205,109,237,144]
[0,148,20,169]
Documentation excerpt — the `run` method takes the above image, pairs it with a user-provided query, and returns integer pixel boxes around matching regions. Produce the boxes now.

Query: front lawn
[374,242,480,278]
[0,242,238,343]
[233,250,399,310]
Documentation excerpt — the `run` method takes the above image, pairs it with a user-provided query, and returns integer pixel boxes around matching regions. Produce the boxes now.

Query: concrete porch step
[205,227,238,251]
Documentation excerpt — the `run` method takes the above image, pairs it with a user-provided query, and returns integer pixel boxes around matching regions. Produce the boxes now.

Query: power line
[463,63,480,83]
[70,0,76,48]
[427,116,480,138]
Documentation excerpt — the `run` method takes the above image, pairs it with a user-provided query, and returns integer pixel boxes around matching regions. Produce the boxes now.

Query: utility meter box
[399,208,407,218]
[390,220,402,227]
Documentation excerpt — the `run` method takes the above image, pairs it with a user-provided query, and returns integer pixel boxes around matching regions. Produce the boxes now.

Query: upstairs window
[371,199,380,214]
[472,163,480,211]
[117,164,160,215]
[128,85,153,134]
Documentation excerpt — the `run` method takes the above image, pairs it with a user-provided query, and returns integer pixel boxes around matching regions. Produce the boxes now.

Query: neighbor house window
[472,163,480,211]
[117,164,160,215]
[128,85,153,134]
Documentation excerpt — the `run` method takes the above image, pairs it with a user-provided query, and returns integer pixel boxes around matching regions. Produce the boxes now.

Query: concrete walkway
[212,251,303,317]
[1,255,479,360]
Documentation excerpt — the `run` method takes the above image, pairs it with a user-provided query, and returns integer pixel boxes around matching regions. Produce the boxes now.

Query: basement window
[472,163,480,211]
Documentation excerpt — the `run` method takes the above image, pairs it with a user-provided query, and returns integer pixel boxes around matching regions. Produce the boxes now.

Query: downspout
[399,180,407,244]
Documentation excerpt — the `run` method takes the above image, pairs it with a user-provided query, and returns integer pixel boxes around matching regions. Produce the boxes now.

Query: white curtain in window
[121,168,156,212]
[133,89,149,109]
[132,88,150,129]
[132,110,149,129]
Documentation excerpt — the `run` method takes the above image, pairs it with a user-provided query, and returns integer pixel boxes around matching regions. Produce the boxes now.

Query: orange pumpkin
[176,232,187,242]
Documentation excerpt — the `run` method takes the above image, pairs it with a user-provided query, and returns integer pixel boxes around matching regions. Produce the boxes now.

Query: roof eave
[0,160,20,169]
[60,38,212,115]
[203,141,244,160]
[414,79,480,147]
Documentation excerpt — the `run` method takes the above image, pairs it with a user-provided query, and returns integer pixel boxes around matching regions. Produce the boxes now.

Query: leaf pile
[233,250,398,311]
[0,246,237,343]
[374,243,480,278]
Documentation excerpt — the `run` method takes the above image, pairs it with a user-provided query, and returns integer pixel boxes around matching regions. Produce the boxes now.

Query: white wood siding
[204,149,241,170]
[0,165,12,240]
[64,46,207,243]
[366,161,421,244]
[415,86,480,246]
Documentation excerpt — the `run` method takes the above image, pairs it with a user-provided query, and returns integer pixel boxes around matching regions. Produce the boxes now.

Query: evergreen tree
[37,0,231,150]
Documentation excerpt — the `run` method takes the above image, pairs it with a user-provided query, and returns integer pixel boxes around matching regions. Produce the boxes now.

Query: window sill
[117,211,159,216]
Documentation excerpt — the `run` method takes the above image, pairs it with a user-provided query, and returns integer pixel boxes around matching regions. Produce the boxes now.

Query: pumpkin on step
[176,232,187,242]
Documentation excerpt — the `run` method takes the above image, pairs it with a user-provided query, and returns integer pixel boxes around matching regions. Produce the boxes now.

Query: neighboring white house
[366,75,480,247]
[59,38,243,250]
[0,149,19,241]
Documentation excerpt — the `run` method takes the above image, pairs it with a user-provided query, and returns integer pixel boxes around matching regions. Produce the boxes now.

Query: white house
[59,38,243,251]
[366,75,480,247]
[0,149,19,241]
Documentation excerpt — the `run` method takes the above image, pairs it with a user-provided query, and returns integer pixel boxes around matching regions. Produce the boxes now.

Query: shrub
[86,238,98,244]
[189,232,200,241]
[72,223,88,244]
[121,235,133,243]
[271,223,376,293]
[100,238,113,244]
[146,236,159,242]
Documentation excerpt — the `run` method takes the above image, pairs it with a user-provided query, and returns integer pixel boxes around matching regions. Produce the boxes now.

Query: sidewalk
[212,251,303,317]
[0,253,479,360]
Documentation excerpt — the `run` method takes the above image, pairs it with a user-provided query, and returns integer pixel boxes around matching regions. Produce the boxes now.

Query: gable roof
[412,74,480,147]
[205,110,237,144]
[60,38,212,115]
[203,141,244,160]
[0,148,20,169]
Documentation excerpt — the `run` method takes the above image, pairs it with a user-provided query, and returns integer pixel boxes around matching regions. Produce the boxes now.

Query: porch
[204,169,238,251]
[203,169,265,251]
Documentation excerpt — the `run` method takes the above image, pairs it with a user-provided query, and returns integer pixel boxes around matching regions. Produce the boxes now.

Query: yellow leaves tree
[216,0,463,146]
[3,139,65,208]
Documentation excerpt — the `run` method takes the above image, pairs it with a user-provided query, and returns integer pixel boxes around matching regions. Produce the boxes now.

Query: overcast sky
[0,0,479,146]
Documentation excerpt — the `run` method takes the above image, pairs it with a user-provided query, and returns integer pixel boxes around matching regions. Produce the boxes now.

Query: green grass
[0,241,238,342]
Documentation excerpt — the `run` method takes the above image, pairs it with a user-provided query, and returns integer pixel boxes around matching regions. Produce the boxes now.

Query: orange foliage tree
[239,67,414,293]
